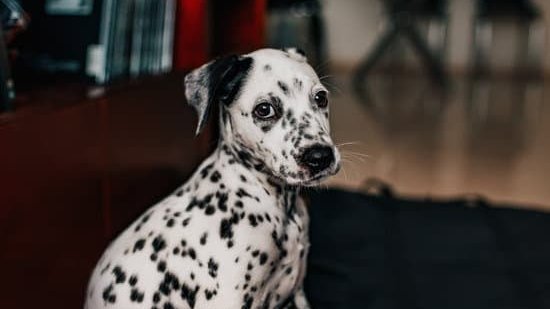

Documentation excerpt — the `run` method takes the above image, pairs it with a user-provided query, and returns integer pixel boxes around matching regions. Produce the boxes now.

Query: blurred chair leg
[525,20,545,79]
[404,24,447,85]
[427,18,448,61]
[353,25,399,90]
[354,14,448,90]
[472,19,492,78]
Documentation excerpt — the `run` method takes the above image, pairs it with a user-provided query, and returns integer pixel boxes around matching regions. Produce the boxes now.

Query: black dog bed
[304,183,550,309]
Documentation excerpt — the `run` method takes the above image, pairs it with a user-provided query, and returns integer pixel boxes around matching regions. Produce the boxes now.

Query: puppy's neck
[198,143,301,215]
[213,141,300,197]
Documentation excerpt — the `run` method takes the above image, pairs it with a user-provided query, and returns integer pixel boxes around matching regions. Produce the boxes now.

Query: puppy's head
[185,48,340,186]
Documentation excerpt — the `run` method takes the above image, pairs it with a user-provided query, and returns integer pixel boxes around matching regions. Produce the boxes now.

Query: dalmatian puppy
[85,48,340,309]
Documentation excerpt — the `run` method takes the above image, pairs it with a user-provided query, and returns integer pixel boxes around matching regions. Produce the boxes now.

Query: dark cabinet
[0,74,213,308]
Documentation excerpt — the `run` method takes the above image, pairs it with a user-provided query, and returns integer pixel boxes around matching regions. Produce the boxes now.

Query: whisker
[342,150,371,159]
[341,153,366,163]
[315,59,333,73]
[341,158,363,180]
[319,74,336,81]
[335,141,363,147]
[340,158,363,182]
[344,158,364,171]
[320,80,343,95]
[341,164,349,182]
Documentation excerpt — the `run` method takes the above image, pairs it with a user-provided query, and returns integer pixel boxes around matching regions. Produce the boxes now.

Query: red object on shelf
[211,0,266,55]
[174,0,209,70]
[173,0,266,69]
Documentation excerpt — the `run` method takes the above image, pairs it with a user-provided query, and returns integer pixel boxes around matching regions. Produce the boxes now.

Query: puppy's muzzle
[299,144,335,176]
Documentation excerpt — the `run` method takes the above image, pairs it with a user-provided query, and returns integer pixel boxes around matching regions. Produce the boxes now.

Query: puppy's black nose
[300,145,334,175]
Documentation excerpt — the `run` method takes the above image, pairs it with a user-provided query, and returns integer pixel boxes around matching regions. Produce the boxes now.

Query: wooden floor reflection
[327,73,550,211]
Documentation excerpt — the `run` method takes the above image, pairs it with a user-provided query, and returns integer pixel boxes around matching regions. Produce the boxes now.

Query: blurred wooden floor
[327,73,550,211]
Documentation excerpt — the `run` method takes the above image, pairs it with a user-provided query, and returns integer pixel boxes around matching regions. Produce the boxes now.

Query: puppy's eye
[314,90,328,108]
[253,102,276,119]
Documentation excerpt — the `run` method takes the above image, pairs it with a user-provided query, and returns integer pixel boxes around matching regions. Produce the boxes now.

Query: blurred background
[1,0,550,308]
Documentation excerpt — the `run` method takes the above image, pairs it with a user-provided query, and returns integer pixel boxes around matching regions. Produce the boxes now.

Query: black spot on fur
[157,260,167,272]
[100,262,111,275]
[210,171,221,182]
[248,214,258,227]
[112,266,126,284]
[102,284,116,303]
[180,283,199,308]
[186,194,214,212]
[293,78,303,91]
[205,289,215,300]
[220,218,233,239]
[242,293,253,309]
[200,232,208,245]
[164,302,174,309]
[133,239,146,252]
[153,292,161,303]
[129,275,138,286]
[217,192,229,212]
[208,257,219,278]
[236,188,251,199]
[152,235,167,252]
[205,205,216,215]
[259,252,268,265]
[188,248,197,260]
[158,272,181,298]
[277,81,290,96]
[199,163,214,179]
[130,288,144,303]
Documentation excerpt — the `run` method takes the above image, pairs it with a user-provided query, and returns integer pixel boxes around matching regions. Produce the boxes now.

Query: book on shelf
[89,0,177,84]
[15,0,178,85]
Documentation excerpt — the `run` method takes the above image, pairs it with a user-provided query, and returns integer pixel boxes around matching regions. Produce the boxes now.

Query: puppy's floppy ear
[184,55,253,135]
[284,47,307,63]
